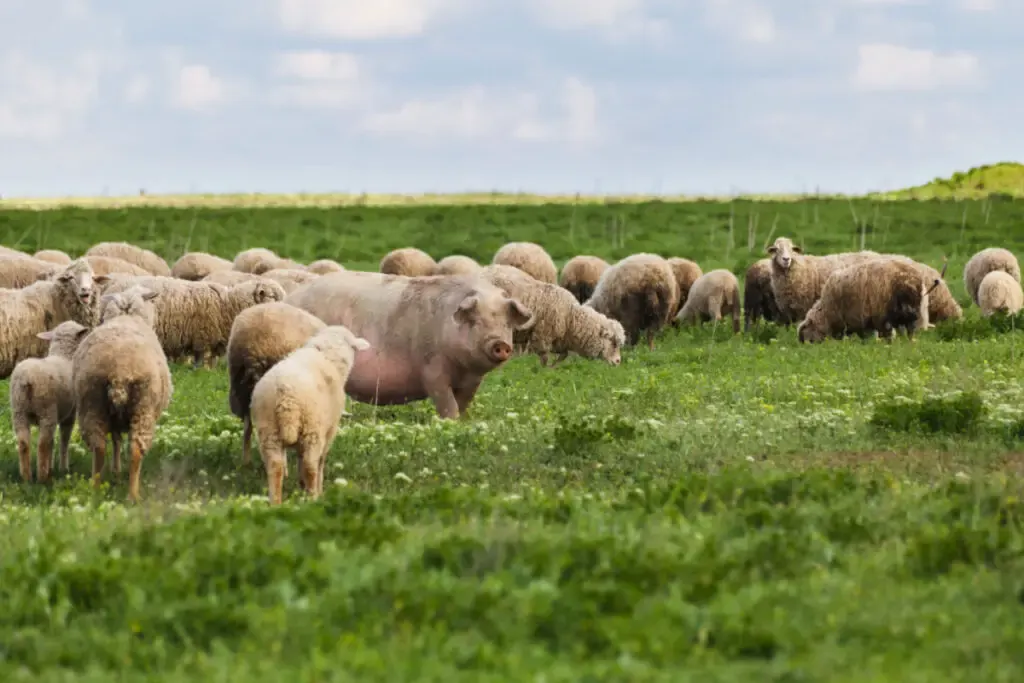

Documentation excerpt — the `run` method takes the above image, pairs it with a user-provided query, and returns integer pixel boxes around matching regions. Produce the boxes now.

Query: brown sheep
[492,242,558,283]
[379,247,436,276]
[171,252,234,280]
[584,253,678,350]
[559,255,609,304]
[666,257,702,316]
[433,255,481,276]
[85,242,171,276]
[743,258,781,330]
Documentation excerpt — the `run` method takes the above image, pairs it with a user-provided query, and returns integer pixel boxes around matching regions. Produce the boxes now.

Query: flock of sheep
[0,237,1021,505]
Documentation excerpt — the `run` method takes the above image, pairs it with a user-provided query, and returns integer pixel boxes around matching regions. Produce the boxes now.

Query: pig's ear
[506,297,535,331]
[351,337,371,351]
[453,294,479,324]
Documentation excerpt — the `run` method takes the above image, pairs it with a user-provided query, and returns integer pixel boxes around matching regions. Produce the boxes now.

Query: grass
[874,161,1024,200]
[2,197,1024,680]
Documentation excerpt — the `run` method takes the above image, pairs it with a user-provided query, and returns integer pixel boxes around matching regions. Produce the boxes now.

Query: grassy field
[2,197,1024,680]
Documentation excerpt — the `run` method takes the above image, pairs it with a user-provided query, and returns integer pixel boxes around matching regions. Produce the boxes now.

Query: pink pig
[284,271,535,418]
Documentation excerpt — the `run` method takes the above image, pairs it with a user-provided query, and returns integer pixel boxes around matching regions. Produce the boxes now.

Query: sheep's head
[37,320,90,358]
[599,316,626,366]
[767,238,801,271]
[796,311,826,344]
[99,286,159,326]
[58,259,108,306]
[251,280,286,304]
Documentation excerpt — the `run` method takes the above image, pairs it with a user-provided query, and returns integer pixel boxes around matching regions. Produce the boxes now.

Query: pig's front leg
[453,378,482,417]
[423,360,460,419]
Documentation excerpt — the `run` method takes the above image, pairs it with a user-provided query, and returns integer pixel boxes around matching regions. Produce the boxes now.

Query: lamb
[85,242,171,276]
[203,270,260,287]
[743,258,781,330]
[583,253,679,350]
[491,242,558,284]
[250,325,370,505]
[260,268,320,294]
[797,259,937,343]
[82,255,151,278]
[72,286,172,501]
[434,255,481,276]
[306,259,345,275]
[666,257,703,316]
[0,255,60,288]
[0,259,105,378]
[674,269,741,333]
[559,255,609,304]
[9,320,90,482]
[481,264,625,366]
[285,271,534,419]
[100,276,286,367]
[171,251,233,280]
[233,247,304,275]
[227,302,327,466]
[964,247,1021,306]
[379,247,436,276]
[978,270,1024,316]
[34,250,72,266]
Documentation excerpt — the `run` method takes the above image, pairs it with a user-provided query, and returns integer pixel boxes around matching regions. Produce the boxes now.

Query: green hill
[877,161,1024,200]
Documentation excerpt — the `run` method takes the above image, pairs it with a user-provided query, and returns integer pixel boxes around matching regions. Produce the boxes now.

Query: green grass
[2,198,1024,680]
[875,161,1024,200]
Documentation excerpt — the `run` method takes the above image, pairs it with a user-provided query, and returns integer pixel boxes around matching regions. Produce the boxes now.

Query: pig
[284,271,535,418]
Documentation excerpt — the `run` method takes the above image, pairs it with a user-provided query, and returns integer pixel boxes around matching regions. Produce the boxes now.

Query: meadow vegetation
[2,195,1024,680]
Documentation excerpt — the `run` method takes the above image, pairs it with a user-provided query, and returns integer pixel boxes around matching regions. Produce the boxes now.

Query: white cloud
[958,0,996,10]
[170,64,226,111]
[852,43,980,91]
[0,50,101,141]
[123,75,150,104]
[563,77,599,143]
[703,0,777,44]
[529,0,669,40]
[271,51,366,109]
[274,51,360,81]
[277,0,462,39]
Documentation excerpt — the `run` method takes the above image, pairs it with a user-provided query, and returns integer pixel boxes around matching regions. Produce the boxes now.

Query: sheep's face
[100,287,159,326]
[58,261,106,306]
[599,318,626,366]
[797,319,825,344]
[250,281,285,304]
[767,239,801,271]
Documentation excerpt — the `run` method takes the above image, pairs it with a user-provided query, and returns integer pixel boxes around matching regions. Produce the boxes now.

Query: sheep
[0,245,31,259]
[0,259,106,378]
[100,276,287,367]
[584,253,679,350]
[171,251,233,281]
[481,264,625,366]
[72,286,172,501]
[797,259,938,344]
[666,257,703,316]
[492,242,558,284]
[434,255,481,276]
[250,325,370,505]
[232,247,303,275]
[964,247,1021,306]
[0,255,60,288]
[674,269,741,333]
[9,320,90,482]
[306,259,345,275]
[559,255,609,304]
[978,270,1024,316]
[260,268,320,294]
[85,242,171,276]
[82,255,151,278]
[379,247,436,276]
[34,249,72,266]
[743,258,781,330]
[873,256,961,325]
[227,302,328,466]
[203,270,260,287]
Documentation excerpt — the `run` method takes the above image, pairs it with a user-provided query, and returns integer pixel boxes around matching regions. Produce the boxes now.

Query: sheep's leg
[88,440,106,488]
[317,426,338,497]
[298,439,321,501]
[127,428,154,503]
[14,418,33,482]
[241,413,253,466]
[59,418,74,474]
[537,352,549,367]
[646,327,656,351]
[111,432,122,475]
[36,421,56,484]
[549,352,570,367]
[262,441,287,505]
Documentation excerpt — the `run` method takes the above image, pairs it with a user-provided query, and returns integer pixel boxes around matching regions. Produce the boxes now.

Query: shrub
[869,391,987,435]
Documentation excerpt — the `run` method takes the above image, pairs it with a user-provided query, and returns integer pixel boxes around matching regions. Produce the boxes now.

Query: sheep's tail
[891,281,924,321]
[275,400,301,446]
[228,358,260,419]
[646,280,672,327]
[107,377,132,408]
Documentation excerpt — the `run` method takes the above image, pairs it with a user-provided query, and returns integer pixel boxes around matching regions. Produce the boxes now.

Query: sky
[0,0,1019,197]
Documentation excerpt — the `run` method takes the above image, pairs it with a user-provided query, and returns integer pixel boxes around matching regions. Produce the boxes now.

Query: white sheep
[492,242,558,283]
[34,250,72,266]
[260,268,320,294]
[82,255,151,278]
[171,251,234,280]
[559,255,609,304]
[203,270,260,287]
[666,257,703,316]
[0,255,60,288]
[964,247,1021,306]
[233,247,303,275]
[379,247,436,276]
[9,320,90,482]
[433,255,481,276]
[306,259,345,275]
[85,242,171,276]
[978,270,1024,316]
[584,253,679,350]
[674,269,741,333]
[250,325,370,505]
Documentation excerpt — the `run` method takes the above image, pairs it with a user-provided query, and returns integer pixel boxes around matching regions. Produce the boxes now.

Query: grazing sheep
[0,255,60,288]
[482,264,625,366]
[171,252,233,281]
[874,256,961,325]
[492,242,558,284]
[10,321,90,482]
[0,245,30,259]
[559,255,609,304]
[227,302,327,466]
[379,247,436,277]
[101,276,286,367]
[82,255,151,279]
[250,325,370,505]
[203,270,260,287]
[34,250,72,266]
[964,247,1021,306]
[743,258,781,330]
[306,259,345,275]
[85,242,171,276]
[434,255,481,276]
[797,259,936,343]
[666,257,703,316]
[0,259,105,378]
[674,269,741,333]
[978,270,1024,316]
[260,268,319,294]
[72,286,172,501]
[584,253,678,350]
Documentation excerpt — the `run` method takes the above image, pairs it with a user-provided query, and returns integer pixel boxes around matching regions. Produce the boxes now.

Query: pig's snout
[488,339,513,363]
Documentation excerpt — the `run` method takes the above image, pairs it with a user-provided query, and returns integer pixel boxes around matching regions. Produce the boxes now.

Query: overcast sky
[0,0,1017,197]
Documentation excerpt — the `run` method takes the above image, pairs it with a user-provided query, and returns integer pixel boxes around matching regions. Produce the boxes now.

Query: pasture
[1,197,1024,681]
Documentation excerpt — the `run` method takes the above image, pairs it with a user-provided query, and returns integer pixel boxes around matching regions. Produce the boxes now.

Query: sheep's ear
[75,327,90,340]
[37,330,55,342]
[793,246,803,254]
[766,246,777,255]
[351,337,371,351]
[141,289,159,302]
[93,275,110,285]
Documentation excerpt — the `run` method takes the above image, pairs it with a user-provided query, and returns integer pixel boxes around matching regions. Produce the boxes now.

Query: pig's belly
[345,349,428,405]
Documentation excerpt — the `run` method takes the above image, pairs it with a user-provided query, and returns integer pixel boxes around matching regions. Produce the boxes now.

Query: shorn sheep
[0,255,59,288]
[250,325,370,505]
[85,242,171,277]
[559,255,609,304]
[379,247,436,276]
[964,247,1021,306]
[10,320,90,482]
[434,255,481,276]
[72,286,172,501]
[674,269,741,333]
[743,258,781,330]
[171,252,233,280]
[584,253,679,350]
[978,270,1024,316]
[34,250,72,266]
[227,302,327,466]
[0,259,106,378]
[797,259,939,344]
[482,264,625,366]
[492,242,558,284]
[666,257,703,316]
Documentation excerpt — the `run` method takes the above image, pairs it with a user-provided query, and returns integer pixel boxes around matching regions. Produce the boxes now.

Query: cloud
[0,50,102,141]
[528,0,669,41]
[852,43,980,91]
[958,0,996,10]
[270,50,366,109]
[170,64,227,111]
[703,0,777,44]
[276,0,462,39]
